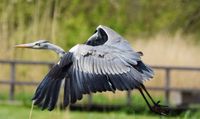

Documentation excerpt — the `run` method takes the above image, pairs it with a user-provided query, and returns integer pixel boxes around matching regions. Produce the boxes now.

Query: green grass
[1,103,200,119]
[0,91,161,115]
[1,91,200,119]
[0,104,162,119]
[0,91,165,116]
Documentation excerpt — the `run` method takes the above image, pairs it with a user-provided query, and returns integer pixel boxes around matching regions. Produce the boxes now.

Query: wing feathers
[32,53,73,110]
[41,84,52,110]
[33,44,154,111]
[63,78,70,107]
[48,79,62,110]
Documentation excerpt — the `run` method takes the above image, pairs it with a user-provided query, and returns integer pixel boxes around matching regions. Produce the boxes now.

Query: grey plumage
[16,25,169,115]
[34,25,153,109]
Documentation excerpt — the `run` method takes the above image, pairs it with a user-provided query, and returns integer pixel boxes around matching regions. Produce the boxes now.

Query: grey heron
[16,25,169,115]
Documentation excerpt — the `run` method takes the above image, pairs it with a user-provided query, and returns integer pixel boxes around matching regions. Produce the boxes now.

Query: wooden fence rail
[0,60,200,107]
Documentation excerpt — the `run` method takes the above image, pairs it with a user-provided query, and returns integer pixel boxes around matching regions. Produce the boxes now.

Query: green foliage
[1,0,200,55]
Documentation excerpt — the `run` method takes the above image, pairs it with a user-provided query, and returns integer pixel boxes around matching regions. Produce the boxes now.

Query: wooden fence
[0,60,200,107]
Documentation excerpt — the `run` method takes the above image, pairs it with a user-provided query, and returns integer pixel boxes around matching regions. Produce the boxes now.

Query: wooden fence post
[164,68,171,105]
[126,90,132,106]
[88,93,92,106]
[10,62,16,101]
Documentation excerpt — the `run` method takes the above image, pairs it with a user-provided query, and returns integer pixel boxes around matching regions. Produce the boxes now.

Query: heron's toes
[151,101,170,116]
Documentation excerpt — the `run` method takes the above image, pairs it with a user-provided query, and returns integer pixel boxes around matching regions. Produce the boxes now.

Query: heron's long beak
[15,43,34,48]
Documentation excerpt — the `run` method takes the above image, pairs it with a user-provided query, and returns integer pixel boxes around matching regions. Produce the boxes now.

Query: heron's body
[16,25,169,115]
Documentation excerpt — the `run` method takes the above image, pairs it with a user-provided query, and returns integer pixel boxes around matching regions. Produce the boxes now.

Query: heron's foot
[151,101,170,116]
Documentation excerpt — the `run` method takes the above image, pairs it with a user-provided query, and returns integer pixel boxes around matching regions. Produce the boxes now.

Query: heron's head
[15,40,51,49]
[16,40,65,57]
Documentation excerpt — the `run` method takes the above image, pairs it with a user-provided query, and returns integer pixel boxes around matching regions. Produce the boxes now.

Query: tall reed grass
[132,33,200,89]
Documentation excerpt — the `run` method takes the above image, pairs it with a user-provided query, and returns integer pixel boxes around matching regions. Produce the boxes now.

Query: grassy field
[1,92,200,119]
[1,103,200,119]
[0,104,154,119]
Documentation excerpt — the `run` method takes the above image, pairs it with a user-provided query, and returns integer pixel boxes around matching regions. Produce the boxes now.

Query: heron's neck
[48,44,65,58]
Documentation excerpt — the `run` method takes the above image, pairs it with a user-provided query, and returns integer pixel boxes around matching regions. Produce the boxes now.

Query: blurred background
[1,0,200,119]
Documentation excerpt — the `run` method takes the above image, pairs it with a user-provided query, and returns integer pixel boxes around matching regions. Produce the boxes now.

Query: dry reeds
[132,33,200,89]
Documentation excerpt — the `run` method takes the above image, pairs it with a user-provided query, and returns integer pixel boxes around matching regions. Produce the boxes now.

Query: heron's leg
[137,87,153,111]
[140,84,157,104]
[139,84,170,115]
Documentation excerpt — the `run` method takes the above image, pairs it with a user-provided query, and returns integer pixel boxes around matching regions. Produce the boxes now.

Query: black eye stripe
[35,43,40,46]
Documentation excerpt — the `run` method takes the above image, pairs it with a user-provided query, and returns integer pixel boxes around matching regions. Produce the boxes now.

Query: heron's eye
[35,43,40,46]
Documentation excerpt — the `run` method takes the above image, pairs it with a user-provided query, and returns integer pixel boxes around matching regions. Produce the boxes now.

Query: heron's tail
[133,61,154,80]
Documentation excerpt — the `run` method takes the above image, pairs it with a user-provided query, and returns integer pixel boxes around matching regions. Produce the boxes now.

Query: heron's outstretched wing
[32,44,153,111]
[66,44,154,104]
